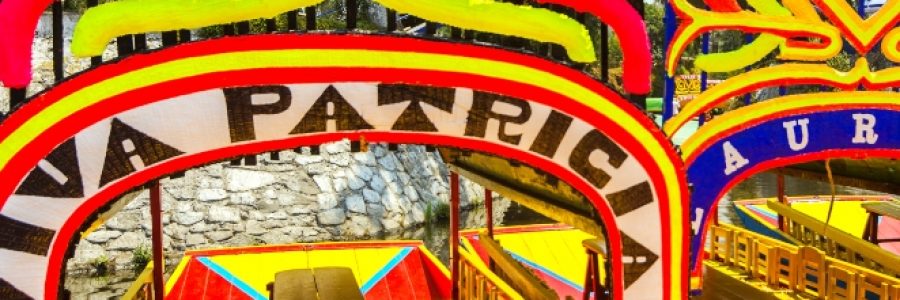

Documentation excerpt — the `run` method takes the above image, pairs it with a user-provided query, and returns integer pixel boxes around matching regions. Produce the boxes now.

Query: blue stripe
[746,205,778,220]
[505,250,583,292]
[360,247,413,294]
[196,256,268,300]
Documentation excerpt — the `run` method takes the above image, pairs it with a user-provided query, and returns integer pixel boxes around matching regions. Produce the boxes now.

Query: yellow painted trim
[181,240,420,255]
[122,261,154,300]
[418,245,451,278]
[815,0,900,48]
[664,58,896,135]
[165,256,191,294]
[681,91,900,159]
[73,0,594,62]
[0,46,684,297]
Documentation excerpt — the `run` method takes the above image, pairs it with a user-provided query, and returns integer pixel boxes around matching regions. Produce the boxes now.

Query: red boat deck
[164,241,451,300]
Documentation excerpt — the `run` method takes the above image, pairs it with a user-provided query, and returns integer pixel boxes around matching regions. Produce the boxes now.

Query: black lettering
[377,84,455,131]
[99,119,184,186]
[15,139,83,198]
[568,130,628,189]
[290,85,373,134]
[0,277,31,300]
[0,214,55,256]
[529,110,573,158]
[224,85,292,142]
[621,233,659,288]
[605,181,653,216]
[464,91,531,145]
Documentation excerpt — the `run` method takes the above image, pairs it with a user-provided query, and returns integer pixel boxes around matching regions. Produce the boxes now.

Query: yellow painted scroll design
[376,0,595,62]
[71,0,596,62]
[881,27,900,62]
[72,0,325,57]
[663,58,900,135]
[693,0,788,73]
[813,0,900,52]
[666,0,841,75]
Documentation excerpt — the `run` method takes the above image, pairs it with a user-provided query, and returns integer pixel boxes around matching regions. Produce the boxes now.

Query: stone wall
[67,141,506,273]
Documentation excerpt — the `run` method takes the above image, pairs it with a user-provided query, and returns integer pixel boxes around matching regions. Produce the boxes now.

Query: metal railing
[121,261,156,300]
[707,224,900,299]
[767,200,900,277]
[458,246,524,300]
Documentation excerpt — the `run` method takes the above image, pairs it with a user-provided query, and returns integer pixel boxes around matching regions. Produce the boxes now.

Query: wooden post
[52,0,64,81]
[599,24,609,82]
[485,189,493,238]
[711,204,719,225]
[150,181,165,299]
[777,171,786,232]
[450,172,460,299]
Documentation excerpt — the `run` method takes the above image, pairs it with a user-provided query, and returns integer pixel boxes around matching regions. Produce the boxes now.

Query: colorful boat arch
[681,91,900,274]
[0,34,687,300]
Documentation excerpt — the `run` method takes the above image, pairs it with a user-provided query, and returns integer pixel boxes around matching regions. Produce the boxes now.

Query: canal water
[716,171,888,225]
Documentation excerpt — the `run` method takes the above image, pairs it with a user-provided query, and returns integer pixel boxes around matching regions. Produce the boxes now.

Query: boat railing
[707,223,900,299]
[474,230,559,300]
[458,245,525,300]
[121,261,155,300]
[767,200,900,277]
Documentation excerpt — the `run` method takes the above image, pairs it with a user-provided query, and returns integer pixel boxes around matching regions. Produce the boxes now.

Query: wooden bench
[861,201,900,244]
[267,267,364,300]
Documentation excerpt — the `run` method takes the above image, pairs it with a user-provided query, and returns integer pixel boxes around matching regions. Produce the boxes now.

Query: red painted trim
[0,34,630,143]
[0,0,53,88]
[690,148,900,275]
[534,0,652,94]
[0,35,681,300]
[674,78,900,134]
[812,0,900,53]
[44,132,628,300]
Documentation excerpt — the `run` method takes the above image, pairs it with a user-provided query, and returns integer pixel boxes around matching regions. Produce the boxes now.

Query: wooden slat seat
[272,269,317,300]
[268,267,364,300]
[313,267,364,300]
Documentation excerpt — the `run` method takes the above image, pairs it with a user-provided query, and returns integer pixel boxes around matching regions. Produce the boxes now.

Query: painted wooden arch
[0,34,687,300]
[682,91,900,274]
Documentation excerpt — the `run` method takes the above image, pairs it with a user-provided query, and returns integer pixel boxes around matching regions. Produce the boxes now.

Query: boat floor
[738,198,900,255]
[164,241,450,300]
[460,224,603,300]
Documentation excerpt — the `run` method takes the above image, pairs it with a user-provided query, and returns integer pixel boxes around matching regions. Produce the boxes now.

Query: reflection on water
[421,201,553,265]
[719,171,888,225]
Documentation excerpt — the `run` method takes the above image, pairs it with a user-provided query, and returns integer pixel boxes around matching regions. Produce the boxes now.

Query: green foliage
[425,201,450,221]
[131,244,151,273]
[89,254,112,276]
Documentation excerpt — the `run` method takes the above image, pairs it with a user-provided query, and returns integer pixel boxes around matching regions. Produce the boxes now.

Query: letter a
[782,118,810,151]
[722,141,749,175]
[852,114,878,144]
